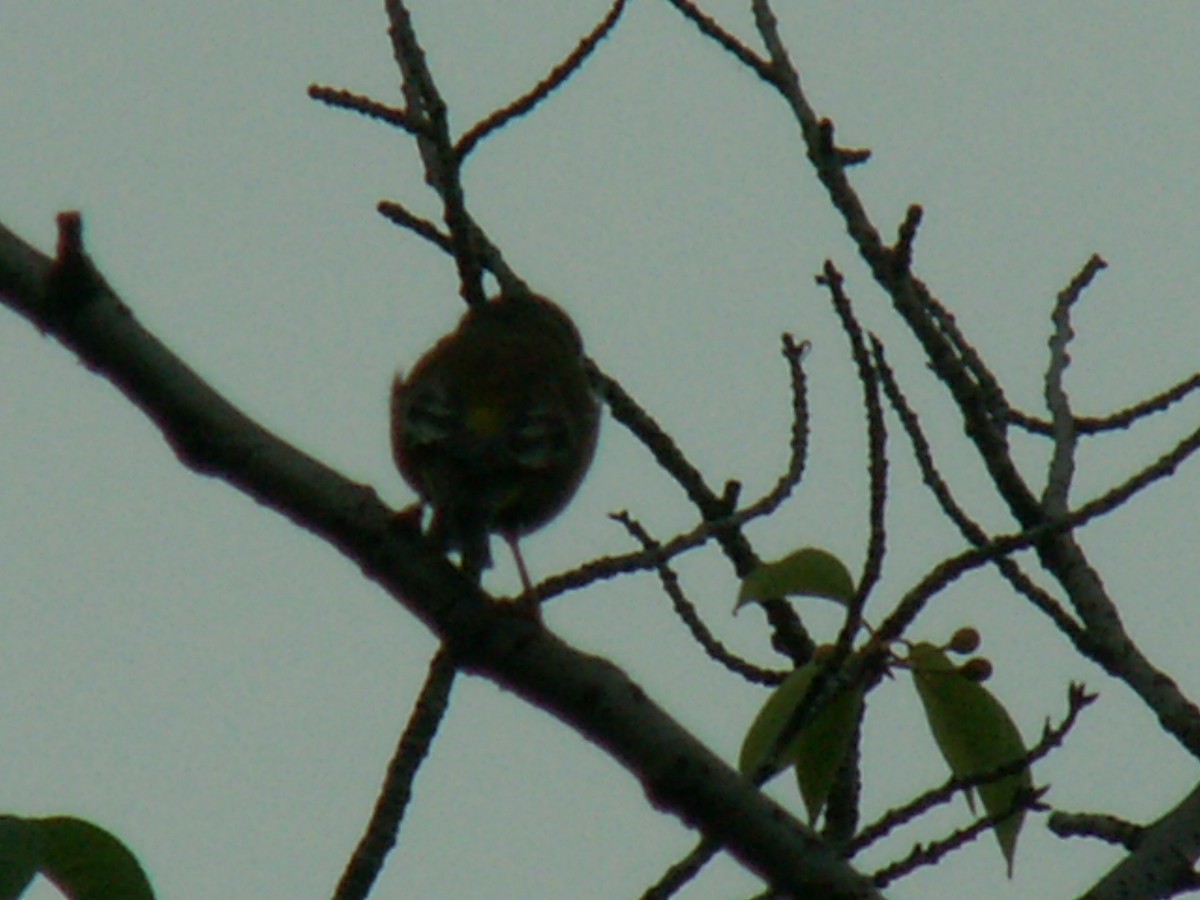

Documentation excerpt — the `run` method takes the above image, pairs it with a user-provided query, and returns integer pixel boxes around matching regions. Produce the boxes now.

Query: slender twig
[1009,371,1200,436]
[870,785,1048,887]
[818,262,888,659]
[526,487,797,606]
[661,0,775,81]
[891,205,922,274]
[734,334,812,523]
[376,200,453,254]
[334,648,458,900]
[307,84,427,136]
[1043,256,1106,513]
[876,423,1200,647]
[850,683,1095,857]
[921,290,1012,428]
[528,502,764,605]
[456,0,629,158]
[385,0,486,305]
[640,836,721,900]
[526,377,809,605]
[587,359,814,663]
[871,338,1085,643]
[1048,811,1144,850]
[807,265,889,847]
[612,512,788,685]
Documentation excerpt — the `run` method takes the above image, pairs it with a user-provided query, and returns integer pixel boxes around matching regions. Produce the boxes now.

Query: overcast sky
[3,3,1199,898]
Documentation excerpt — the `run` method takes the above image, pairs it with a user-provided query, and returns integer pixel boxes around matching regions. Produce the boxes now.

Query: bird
[390,290,600,594]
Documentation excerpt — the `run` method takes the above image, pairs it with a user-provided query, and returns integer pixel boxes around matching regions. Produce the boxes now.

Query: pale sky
[3,3,1199,898]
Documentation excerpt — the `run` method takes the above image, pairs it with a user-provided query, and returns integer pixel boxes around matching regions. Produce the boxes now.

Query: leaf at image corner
[0,816,39,899]
[38,816,155,900]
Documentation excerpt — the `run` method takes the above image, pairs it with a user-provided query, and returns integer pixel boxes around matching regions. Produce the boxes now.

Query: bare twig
[307,84,427,136]
[612,512,788,685]
[1048,811,1144,850]
[334,648,457,900]
[870,785,1048,887]
[456,0,629,158]
[641,836,721,899]
[850,683,1095,857]
[384,0,486,304]
[661,0,775,81]
[1043,255,1106,514]
[1009,371,1200,436]
[376,200,454,254]
[876,421,1200,648]
[587,359,815,663]
[891,205,922,274]
[871,338,1085,643]
[1068,780,1200,900]
[818,262,888,658]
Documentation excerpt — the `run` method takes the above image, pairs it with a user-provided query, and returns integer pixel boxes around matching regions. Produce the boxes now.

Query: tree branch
[0,215,882,899]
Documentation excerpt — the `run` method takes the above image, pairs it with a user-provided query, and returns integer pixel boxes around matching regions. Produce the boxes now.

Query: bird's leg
[505,534,542,619]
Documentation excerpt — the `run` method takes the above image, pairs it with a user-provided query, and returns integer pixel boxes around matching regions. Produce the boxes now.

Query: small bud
[959,657,993,683]
[947,627,981,655]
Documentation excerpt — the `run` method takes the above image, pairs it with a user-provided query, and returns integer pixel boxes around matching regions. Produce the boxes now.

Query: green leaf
[739,663,863,823]
[36,816,154,900]
[910,642,1032,876]
[792,683,863,824]
[740,664,817,777]
[736,548,856,611]
[0,816,39,899]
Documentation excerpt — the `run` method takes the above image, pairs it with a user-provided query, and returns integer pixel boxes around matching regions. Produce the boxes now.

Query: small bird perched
[390,291,600,592]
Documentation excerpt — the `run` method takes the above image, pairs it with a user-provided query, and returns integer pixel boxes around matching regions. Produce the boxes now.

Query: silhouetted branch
[612,511,787,686]
[307,84,427,135]
[662,0,774,81]
[456,0,629,158]
[850,683,1095,858]
[0,214,884,900]
[334,648,458,900]
[1009,371,1200,436]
